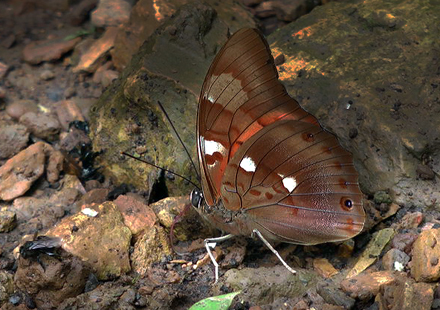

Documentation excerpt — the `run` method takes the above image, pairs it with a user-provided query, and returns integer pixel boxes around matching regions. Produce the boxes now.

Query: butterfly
[190,28,366,281]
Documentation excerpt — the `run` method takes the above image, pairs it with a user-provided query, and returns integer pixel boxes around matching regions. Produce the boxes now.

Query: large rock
[89,3,256,196]
[111,0,256,71]
[268,0,440,207]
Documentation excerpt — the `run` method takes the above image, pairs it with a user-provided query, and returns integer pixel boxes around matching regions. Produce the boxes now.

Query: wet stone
[0,210,16,233]
[391,232,418,254]
[340,271,396,300]
[5,99,39,120]
[411,229,440,282]
[131,224,172,276]
[19,112,61,141]
[317,281,355,309]
[113,194,157,239]
[0,122,29,160]
[46,202,132,280]
[22,37,81,65]
[91,0,131,27]
[55,100,85,131]
[313,258,338,278]
[382,248,410,271]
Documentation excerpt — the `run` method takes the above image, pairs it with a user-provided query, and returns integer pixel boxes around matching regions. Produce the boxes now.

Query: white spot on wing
[282,176,297,192]
[204,139,223,156]
[240,156,256,172]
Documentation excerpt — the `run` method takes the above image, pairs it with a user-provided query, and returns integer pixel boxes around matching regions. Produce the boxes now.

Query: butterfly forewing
[198,28,318,207]
[197,28,365,244]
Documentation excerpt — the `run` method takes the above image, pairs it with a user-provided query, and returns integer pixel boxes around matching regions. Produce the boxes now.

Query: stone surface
[150,196,212,242]
[113,194,157,238]
[131,224,172,275]
[0,270,14,305]
[19,112,61,141]
[313,258,338,278]
[0,121,29,159]
[381,277,434,310]
[411,229,440,282]
[0,142,46,201]
[347,228,394,278]
[341,271,396,300]
[22,37,81,64]
[382,248,410,271]
[14,251,91,310]
[0,210,16,233]
[90,3,255,196]
[111,0,256,71]
[55,100,86,131]
[0,61,9,79]
[317,281,355,309]
[91,0,131,27]
[269,0,440,208]
[225,266,317,306]
[73,27,118,73]
[46,202,132,280]
[5,99,39,120]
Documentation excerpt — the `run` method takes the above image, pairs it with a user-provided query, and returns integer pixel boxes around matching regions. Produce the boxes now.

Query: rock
[22,37,81,64]
[347,228,395,278]
[316,281,355,309]
[150,196,212,242]
[92,60,113,83]
[336,239,355,259]
[221,242,247,269]
[19,112,61,141]
[131,224,172,275]
[254,2,276,18]
[394,211,423,230]
[340,271,396,300]
[0,270,14,305]
[55,100,86,131]
[313,258,338,278]
[1,33,15,49]
[91,0,131,27]
[90,3,255,196]
[0,210,16,233]
[391,232,418,254]
[382,248,410,271]
[73,188,110,211]
[271,0,316,22]
[39,69,55,80]
[381,277,434,310]
[111,0,256,71]
[113,194,157,238]
[73,27,119,73]
[101,69,118,87]
[14,249,91,310]
[411,229,440,282]
[69,0,98,26]
[270,0,440,208]
[46,202,132,280]
[5,99,39,120]
[59,127,91,152]
[57,282,133,309]
[0,142,46,201]
[225,266,317,306]
[0,121,29,159]
[0,61,9,79]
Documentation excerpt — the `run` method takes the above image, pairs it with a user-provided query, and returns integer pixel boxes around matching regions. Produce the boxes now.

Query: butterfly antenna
[156,101,201,182]
[121,152,199,188]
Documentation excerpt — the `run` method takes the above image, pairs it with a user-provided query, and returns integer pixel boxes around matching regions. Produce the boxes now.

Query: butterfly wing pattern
[196,28,365,245]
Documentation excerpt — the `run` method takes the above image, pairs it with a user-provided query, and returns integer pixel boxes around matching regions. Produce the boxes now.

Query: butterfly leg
[204,234,234,283]
[252,229,297,275]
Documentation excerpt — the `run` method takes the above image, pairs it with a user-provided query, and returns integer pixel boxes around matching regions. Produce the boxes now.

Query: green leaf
[189,291,241,310]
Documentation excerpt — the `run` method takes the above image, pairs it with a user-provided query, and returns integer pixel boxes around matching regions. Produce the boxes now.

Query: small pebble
[40,69,55,80]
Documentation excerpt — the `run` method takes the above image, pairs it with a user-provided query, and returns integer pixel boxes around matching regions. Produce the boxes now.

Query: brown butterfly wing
[221,119,365,244]
[197,28,318,207]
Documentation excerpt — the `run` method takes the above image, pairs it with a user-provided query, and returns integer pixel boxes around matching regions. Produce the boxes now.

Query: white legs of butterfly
[204,229,296,283]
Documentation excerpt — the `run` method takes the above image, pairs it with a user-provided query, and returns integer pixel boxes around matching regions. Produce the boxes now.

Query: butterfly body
[194,28,365,247]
